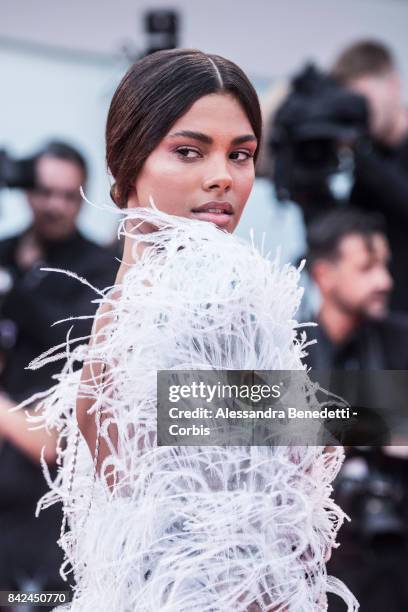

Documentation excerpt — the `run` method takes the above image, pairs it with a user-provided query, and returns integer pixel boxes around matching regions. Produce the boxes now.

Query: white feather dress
[26,208,358,611]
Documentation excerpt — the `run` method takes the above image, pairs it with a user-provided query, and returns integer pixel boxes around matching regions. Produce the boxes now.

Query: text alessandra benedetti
[168,406,352,420]
[214,407,351,420]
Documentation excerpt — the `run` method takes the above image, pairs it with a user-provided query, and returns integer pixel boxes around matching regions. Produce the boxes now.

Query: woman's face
[128,93,258,233]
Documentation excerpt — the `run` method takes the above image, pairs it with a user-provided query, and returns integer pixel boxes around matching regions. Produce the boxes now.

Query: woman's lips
[191,202,233,227]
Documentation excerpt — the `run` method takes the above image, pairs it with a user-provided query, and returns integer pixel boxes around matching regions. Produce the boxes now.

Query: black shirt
[306,314,408,612]
[0,228,117,590]
[0,230,117,400]
[305,313,408,371]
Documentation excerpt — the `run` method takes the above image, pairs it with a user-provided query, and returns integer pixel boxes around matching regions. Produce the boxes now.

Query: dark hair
[332,40,395,85]
[306,208,386,270]
[106,48,262,208]
[35,140,88,182]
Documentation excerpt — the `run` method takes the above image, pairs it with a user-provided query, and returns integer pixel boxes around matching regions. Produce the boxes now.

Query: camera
[335,448,407,546]
[144,10,179,56]
[0,149,36,370]
[270,64,369,223]
[0,149,35,190]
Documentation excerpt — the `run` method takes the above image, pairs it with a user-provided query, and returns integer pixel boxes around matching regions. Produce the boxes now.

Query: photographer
[332,40,408,312]
[304,208,404,370]
[0,141,117,605]
[271,40,408,312]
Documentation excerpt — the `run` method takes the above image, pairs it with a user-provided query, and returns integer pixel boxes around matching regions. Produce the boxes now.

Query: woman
[30,49,357,611]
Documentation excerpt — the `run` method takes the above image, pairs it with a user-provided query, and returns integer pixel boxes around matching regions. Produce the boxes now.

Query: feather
[27,208,358,611]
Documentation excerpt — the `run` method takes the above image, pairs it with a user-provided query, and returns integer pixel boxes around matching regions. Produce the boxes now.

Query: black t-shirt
[0,228,118,588]
[305,313,408,371]
[0,230,118,400]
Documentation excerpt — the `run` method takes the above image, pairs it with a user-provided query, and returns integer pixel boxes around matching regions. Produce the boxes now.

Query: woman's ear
[109,183,120,206]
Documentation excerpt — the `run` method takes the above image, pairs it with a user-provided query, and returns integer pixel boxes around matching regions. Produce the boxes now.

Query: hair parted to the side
[106,48,262,208]
[306,208,386,270]
[331,40,395,85]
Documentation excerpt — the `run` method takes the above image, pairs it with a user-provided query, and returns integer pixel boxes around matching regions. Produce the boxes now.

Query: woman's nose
[202,160,232,193]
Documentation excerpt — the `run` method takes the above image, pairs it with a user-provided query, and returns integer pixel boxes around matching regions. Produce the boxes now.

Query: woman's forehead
[166,93,255,140]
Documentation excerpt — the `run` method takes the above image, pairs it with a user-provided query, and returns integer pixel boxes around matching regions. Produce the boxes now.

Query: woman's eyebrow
[169,130,212,144]
[231,134,257,145]
[168,130,257,145]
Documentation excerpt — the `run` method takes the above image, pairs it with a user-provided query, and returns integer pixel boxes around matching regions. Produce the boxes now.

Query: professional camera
[0,149,35,190]
[0,150,35,371]
[270,64,369,223]
[334,448,407,547]
[144,10,179,55]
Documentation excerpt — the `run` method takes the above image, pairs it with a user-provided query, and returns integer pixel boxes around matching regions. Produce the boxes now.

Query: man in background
[0,141,117,606]
[304,207,407,369]
[332,40,408,311]
[305,208,408,611]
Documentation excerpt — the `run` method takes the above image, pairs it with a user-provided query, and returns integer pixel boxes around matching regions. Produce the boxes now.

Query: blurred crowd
[263,39,408,612]
[0,142,118,611]
[0,38,407,612]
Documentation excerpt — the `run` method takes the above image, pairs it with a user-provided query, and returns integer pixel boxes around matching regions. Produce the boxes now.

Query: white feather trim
[27,208,358,611]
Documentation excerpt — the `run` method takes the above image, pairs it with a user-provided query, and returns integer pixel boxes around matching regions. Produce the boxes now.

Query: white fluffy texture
[27,208,358,612]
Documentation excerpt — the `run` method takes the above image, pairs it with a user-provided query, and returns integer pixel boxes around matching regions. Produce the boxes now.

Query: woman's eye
[230,150,253,162]
[176,147,201,159]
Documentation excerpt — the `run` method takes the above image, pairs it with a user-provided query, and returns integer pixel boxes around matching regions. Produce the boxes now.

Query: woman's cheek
[238,171,255,204]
